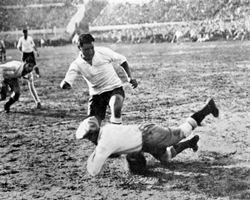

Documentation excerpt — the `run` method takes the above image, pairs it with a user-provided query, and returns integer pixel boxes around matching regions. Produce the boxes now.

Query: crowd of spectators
[0,0,74,6]
[92,0,250,26]
[0,5,77,31]
[92,19,249,44]
[90,0,250,43]
[0,0,250,47]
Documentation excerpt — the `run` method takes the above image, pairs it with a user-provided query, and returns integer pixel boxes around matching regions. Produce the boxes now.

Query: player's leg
[191,98,219,126]
[4,79,20,113]
[4,51,6,61]
[126,152,147,174]
[109,94,124,124]
[157,135,200,164]
[88,95,106,125]
[0,79,8,101]
[2,49,6,61]
[0,50,2,62]
[142,98,219,163]
[173,98,219,140]
[108,87,125,124]
[29,52,40,77]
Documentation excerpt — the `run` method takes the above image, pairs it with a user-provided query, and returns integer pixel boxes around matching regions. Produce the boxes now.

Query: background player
[17,29,40,77]
[0,57,42,113]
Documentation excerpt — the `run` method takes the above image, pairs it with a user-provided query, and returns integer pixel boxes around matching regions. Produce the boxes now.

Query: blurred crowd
[0,3,76,31]
[93,19,249,43]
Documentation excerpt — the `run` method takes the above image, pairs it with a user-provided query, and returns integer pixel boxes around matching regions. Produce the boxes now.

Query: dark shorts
[22,52,36,65]
[139,123,184,160]
[0,48,6,54]
[88,87,125,120]
[1,78,20,100]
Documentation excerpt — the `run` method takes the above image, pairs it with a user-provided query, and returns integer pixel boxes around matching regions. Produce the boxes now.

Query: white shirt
[87,124,143,176]
[0,61,24,79]
[17,36,35,53]
[86,118,197,176]
[61,46,127,95]
[0,61,40,104]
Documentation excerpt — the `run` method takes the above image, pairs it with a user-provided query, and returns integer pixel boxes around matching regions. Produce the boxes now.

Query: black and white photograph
[0,0,250,199]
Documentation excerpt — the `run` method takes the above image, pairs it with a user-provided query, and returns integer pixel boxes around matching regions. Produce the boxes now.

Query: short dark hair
[78,33,95,47]
[23,29,28,33]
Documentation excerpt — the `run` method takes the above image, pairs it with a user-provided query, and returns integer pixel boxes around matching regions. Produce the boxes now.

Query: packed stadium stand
[0,0,250,47]
[0,0,77,31]
[90,0,250,43]
[0,0,106,47]
[92,0,250,26]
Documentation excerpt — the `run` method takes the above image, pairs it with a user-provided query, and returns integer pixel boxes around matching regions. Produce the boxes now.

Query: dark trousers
[0,49,6,62]
[22,52,40,76]
[1,78,20,106]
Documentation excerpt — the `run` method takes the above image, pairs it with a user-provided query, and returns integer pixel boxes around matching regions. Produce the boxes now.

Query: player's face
[80,43,95,61]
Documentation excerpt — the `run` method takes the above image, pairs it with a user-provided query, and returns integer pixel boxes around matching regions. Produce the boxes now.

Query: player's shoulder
[71,54,82,66]
[5,60,22,67]
[29,36,34,40]
[19,36,25,41]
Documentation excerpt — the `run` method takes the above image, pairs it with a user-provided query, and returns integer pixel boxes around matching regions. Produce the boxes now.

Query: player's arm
[87,145,111,176]
[60,63,79,90]
[17,38,22,52]
[102,47,138,88]
[120,61,138,89]
[30,37,39,57]
[26,73,41,106]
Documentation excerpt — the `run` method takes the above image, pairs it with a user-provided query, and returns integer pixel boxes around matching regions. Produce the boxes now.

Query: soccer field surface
[1,41,250,199]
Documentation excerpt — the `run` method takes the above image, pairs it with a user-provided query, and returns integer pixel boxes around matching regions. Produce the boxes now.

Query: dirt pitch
[0,41,250,200]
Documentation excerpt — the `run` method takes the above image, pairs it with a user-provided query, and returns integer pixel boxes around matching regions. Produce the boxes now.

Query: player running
[17,29,40,77]
[0,57,41,113]
[60,33,138,125]
[75,98,219,176]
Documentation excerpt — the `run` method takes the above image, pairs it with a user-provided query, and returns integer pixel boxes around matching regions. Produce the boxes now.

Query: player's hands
[129,78,138,89]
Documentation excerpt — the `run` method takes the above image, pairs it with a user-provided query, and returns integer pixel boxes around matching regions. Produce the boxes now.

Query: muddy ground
[0,41,250,200]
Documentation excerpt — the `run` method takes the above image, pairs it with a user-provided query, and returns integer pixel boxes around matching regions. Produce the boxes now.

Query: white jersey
[61,46,127,95]
[0,61,24,79]
[86,117,198,176]
[17,36,35,53]
[87,124,143,176]
[0,60,40,104]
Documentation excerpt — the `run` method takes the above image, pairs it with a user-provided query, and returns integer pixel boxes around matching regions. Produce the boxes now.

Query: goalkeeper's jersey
[86,117,197,176]
[87,124,143,176]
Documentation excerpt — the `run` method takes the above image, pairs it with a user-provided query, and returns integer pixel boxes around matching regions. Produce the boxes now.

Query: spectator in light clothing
[60,33,138,125]
[17,29,40,77]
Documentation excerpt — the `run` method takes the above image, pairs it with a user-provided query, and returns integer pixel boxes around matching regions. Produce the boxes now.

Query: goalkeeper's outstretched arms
[87,146,112,176]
